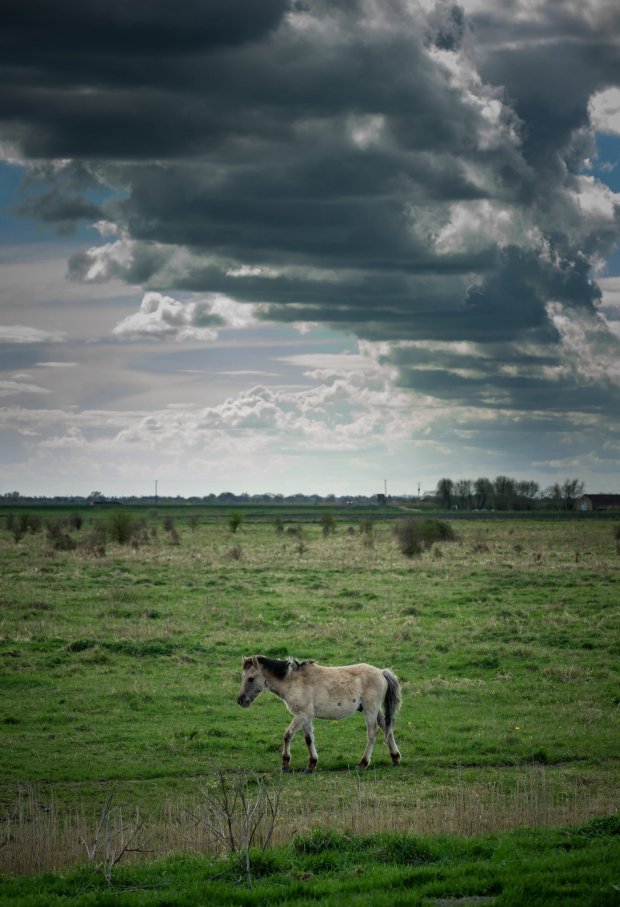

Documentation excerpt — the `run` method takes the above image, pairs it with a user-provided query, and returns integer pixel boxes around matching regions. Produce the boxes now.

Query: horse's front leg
[302,719,318,774]
[281,714,307,773]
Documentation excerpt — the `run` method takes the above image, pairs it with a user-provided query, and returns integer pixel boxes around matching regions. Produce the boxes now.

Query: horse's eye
[247,677,254,684]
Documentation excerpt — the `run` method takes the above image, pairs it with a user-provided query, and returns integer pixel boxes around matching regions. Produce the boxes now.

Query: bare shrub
[227,545,243,561]
[81,792,148,885]
[191,771,282,886]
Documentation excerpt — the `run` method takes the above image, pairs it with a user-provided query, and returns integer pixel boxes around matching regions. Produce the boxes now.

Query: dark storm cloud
[2,0,620,413]
[470,2,620,165]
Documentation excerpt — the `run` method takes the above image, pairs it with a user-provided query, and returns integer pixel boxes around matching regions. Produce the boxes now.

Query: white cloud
[0,378,51,397]
[589,87,620,136]
[435,200,517,254]
[0,325,65,343]
[546,300,620,384]
[35,361,79,368]
[112,291,263,341]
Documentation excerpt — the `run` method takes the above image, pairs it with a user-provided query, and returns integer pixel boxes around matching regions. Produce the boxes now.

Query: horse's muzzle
[237,695,251,707]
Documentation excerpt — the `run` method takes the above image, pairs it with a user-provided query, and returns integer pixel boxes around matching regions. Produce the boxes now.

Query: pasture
[0,506,619,885]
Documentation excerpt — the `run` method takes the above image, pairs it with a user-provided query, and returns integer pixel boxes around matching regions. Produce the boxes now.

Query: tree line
[435,477,585,511]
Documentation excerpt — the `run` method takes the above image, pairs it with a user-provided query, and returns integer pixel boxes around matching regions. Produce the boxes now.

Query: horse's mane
[257,655,314,679]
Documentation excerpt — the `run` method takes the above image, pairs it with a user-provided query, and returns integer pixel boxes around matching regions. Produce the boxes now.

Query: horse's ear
[242,656,253,669]
[252,655,259,669]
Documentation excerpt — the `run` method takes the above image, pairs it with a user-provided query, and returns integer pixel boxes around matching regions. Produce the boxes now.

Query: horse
[237,655,401,773]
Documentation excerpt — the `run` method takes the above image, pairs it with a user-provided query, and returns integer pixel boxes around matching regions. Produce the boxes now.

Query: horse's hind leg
[358,709,378,768]
[377,709,401,765]
[378,709,401,765]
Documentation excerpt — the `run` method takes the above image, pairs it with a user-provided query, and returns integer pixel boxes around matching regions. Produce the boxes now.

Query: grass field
[1,506,619,899]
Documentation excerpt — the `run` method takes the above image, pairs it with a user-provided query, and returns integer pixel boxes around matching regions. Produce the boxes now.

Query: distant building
[576,494,620,512]
[377,493,387,505]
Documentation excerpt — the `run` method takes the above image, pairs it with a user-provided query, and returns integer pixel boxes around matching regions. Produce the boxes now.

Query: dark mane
[257,656,291,680]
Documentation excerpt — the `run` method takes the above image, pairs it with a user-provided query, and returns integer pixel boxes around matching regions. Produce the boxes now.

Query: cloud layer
[1,0,620,492]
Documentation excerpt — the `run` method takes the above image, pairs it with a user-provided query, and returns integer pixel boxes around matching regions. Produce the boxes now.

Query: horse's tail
[382,668,401,730]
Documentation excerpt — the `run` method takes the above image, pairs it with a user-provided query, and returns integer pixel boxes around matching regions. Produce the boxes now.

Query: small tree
[319,512,336,537]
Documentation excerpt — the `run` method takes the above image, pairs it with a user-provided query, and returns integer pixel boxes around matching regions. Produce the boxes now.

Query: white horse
[237,655,401,773]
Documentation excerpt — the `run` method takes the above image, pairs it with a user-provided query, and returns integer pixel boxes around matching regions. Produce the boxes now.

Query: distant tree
[454,479,473,510]
[561,478,585,511]
[319,512,336,537]
[545,483,563,509]
[515,481,539,510]
[493,476,516,510]
[474,477,493,509]
[436,478,453,509]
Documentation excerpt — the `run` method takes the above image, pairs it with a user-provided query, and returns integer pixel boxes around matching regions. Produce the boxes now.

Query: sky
[1,0,620,499]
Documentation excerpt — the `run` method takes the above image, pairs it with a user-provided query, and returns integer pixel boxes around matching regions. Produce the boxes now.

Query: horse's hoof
[357,761,369,769]
[303,767,314,775]
[281,766,292,774]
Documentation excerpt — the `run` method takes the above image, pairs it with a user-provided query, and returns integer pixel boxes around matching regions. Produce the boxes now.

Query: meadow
[0,505,619,901]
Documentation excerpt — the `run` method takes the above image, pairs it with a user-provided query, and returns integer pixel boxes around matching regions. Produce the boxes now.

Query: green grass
[0,817,619,905]
[0,507,619,888]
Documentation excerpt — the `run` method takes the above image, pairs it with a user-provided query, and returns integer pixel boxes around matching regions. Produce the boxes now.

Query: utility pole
[155,480,158,506]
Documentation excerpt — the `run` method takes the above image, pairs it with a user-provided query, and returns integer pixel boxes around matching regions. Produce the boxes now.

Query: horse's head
[237,656,267,707]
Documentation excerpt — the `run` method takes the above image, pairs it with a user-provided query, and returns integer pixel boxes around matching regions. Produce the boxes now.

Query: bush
[68,512,83,531]
[393,520,424,557]
[81,526,107,557]
[393,518,457,557]
[319,512,336,537]
[45,523,77,551]
[9,513,42,541]
[228,511,244,534]
[105,511,136,544]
